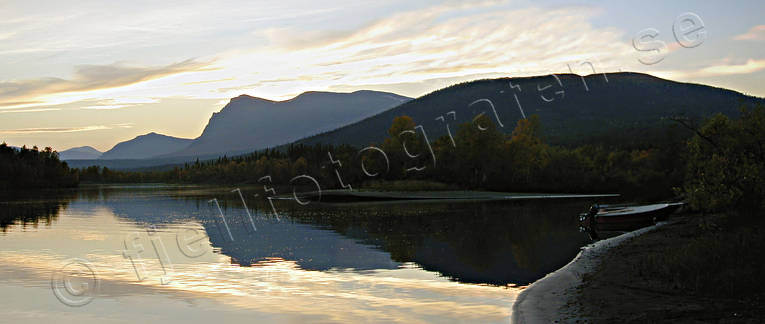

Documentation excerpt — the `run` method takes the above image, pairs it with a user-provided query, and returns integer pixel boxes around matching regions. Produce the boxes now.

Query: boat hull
[585,203,682,231]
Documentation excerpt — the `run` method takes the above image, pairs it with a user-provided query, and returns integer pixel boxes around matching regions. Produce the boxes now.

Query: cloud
[0,108,61,114]
[79,105,132,110]
[231,3,631,98]
[0,32,15,40]
[0,1,635,103]
[0,123,133,134]
[0,126,110,134]
[653,58,765,79]
[697,59,765,76]
[0,98,122,112]
[734,25,765,41]
[113,123,135,129]
[0,100,43,107]
[0,59,212,105]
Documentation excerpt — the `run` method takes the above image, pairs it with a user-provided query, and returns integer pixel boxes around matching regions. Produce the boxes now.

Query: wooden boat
[580,202,684,231]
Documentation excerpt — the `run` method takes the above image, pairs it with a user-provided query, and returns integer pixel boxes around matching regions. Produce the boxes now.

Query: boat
[579,202,684,231]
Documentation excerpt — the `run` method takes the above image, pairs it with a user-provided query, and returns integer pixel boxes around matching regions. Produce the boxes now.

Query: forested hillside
[79,112,694,200]
[293,73,763,148]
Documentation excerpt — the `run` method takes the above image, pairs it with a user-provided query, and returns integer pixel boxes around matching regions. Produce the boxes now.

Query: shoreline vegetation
[513,212,765,323]
[515,106,765,322]
[575,213,765,323]
[512,216,670,323]
[73,113,692,202]
[0,143,79,191]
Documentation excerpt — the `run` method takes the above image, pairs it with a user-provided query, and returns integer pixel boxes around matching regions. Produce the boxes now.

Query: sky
[0,0,763,152]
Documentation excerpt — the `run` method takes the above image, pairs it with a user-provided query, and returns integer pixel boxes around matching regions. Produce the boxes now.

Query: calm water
[0,185,606,323]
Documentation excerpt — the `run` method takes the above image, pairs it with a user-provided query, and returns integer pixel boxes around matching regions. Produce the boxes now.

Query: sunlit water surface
[0,185,605,323]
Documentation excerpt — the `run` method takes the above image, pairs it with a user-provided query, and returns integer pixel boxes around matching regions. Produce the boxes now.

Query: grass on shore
[578,213,765,323]
[360,180,458,191]
[632,213,765,297]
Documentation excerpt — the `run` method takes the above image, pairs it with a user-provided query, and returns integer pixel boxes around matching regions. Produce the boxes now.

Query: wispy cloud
[0,1,633,103]
[0,59,212,105]
[221,3,631,99]
[654,58,765,79]
[697,59,765,76]
[79,105,131,110]
[0,32,15,40]
[0,123,133,134]
[0,125,110,134]
[0,108,61,114]
[734,25,765,41]
[0,100,43,107]
[0,98,116,112]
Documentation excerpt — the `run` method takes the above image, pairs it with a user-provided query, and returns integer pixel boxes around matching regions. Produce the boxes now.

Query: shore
[513,214,765,323]
[511,220,668,323]
[277,189,619,203]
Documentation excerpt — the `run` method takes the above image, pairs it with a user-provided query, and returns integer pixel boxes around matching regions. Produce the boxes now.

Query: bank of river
[513,213,765,323]
[511,219,669,323]
[277,189,619,202]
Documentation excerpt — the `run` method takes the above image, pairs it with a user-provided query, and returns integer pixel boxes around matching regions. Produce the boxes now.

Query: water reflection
[1,186,601,286]
[0,192,73,231]
[276,200,592,286]
[3,185,598,286]
[0,185,616,323]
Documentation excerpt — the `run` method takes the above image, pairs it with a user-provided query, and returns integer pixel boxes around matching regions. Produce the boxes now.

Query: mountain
[59,146,102,160]
[164,90,410,158]
[292,72,765,148]
[69,73,764,170]
[100,132,192,160]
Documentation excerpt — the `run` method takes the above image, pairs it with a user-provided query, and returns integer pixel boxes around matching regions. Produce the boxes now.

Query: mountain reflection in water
[1,185,600,286]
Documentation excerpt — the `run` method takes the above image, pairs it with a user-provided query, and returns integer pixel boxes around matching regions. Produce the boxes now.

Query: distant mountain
[69,74,764,169]
[100,132,192,160]
[59,146,102,160]
[164,90,410,158]
[293,72,765,148]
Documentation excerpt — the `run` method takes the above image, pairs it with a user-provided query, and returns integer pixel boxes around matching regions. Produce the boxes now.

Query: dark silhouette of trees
[78,113,694,201]
[683,106,765,214]
[0,143,79,190]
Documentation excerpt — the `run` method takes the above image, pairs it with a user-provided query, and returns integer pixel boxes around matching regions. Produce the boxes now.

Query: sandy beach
[513,214,765,323]
[511,221,670,323]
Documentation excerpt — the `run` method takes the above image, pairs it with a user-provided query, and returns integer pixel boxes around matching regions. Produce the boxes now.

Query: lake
[0,185,613,323]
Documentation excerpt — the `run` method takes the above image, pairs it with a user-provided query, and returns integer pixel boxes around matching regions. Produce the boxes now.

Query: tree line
[78,113,692,201]
[0,143,79,190]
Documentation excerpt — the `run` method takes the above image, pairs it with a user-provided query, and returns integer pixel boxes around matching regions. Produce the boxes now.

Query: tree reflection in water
[0,191,74,231]
[3,185,609,287]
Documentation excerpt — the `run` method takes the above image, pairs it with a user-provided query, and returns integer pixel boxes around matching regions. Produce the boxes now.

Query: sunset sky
[1,0,763,151]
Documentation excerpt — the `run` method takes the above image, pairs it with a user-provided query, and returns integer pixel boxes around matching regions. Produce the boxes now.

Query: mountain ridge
[59,146,102,160]
[65,72,764,169]
[291,72,764,148]
[100,132,193,160]
[161,89,411,158]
